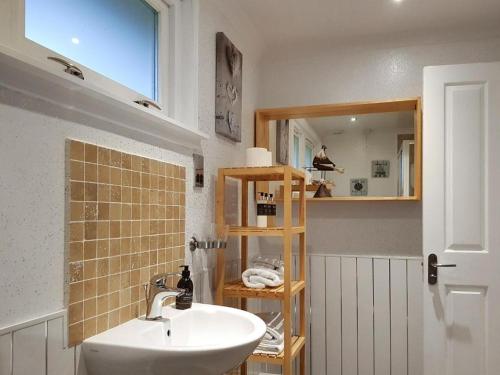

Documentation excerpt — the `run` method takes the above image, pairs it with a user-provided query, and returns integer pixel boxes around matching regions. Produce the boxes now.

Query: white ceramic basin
[82,303,266,375]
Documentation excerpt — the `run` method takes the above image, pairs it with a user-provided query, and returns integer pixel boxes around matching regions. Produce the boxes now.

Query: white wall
[324,127,412,196]
[0,0,264,329]
[258,32,500,257]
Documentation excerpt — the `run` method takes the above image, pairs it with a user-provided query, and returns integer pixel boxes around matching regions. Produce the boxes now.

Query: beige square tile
[69,242,84,263]
[69,302,83,324]
[70,140,85,161]
[69,282,83,304]
[85,163,97,183]
[83,240,97,260]
[84,144,97,163]
[96,313,109,334]
[84,202,98,221]
[85,221,97,240]
[97,147,110,166]
[83,279,97,299]
[84,183,97,201]
[109,203,121,220]
[109,150,122,168]
[97,221,109,239]
[97,184,110,202]
[97,295,109,315]
[97,276,109,296]
[141,158,150,173]
[110,185,121,202]
[97,165,110,184]
[71,182,85,201]
[109,239,121,257]
[110,167,121,185]
[109,309,120,329]
[83,317,97,339]
[70,161,85,181]
[83,260,96,280]
[84,297,97,320]
[121,153,131,170]
[131,155,141,171]
[97,240,109,258]
[69,322,83,346]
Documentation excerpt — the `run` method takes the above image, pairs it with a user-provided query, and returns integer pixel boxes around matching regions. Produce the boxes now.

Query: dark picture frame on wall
[215,32,242,142]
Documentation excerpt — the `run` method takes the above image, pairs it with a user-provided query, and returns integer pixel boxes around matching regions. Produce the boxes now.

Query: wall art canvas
[276,119,289,164]
[350,178,368,196]
[215,32,242,142]
[372,160,390,178]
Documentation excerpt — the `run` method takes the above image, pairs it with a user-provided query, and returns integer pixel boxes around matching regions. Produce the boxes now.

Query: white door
[423,62,500,375]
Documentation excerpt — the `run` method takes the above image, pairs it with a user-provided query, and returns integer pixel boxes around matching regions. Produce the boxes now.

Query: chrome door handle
[431,263,457,268]
[134,99,161,111]
[47,56,84,79]
[428,253,456,285]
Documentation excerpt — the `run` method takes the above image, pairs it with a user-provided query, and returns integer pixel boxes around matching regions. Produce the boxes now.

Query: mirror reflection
[270,111,416,198]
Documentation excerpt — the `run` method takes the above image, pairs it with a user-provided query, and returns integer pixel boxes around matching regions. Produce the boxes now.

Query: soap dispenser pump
[176,265,193,310]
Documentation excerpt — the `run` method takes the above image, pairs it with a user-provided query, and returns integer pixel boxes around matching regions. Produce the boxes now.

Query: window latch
[134,100,161,111]
[47,57,84,80]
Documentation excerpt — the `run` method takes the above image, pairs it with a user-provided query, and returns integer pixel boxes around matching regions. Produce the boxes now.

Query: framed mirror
[255,98,421,201]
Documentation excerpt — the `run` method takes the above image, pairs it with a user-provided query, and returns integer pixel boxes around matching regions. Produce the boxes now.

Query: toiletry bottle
[269,194,276,216]
[257,192,267,228]
[176,265,193,310]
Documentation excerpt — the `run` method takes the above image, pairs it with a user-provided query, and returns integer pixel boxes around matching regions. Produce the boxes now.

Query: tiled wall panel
[67,140,186,345]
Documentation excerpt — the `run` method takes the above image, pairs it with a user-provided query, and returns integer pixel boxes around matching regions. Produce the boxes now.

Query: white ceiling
[306,111,414,137]
[214,0,500,49]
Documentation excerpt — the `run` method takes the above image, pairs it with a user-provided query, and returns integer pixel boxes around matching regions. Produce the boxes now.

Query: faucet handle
[149,272,181,288]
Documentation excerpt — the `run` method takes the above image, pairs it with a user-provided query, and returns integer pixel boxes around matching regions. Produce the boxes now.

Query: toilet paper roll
[246,147,272,167]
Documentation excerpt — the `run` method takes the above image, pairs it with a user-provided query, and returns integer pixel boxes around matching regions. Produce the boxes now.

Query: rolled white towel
[254,341,284,355]
[242,268,284,289]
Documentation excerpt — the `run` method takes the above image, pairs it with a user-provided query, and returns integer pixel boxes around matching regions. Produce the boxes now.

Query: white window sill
[0,45,208,151]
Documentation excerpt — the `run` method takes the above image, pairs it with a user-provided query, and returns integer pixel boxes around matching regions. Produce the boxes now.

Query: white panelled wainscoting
[0,310,83,375]
[253,254,423,375]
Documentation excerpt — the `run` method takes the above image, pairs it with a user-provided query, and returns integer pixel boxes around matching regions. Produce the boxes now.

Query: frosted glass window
[25,0,158,99]
[305,144,313,169]
[293,134,300,168]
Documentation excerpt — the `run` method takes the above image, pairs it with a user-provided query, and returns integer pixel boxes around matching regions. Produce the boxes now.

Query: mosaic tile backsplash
[67,140,186,346]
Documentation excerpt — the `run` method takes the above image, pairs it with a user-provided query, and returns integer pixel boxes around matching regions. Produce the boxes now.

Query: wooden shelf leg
[215,170,226,305]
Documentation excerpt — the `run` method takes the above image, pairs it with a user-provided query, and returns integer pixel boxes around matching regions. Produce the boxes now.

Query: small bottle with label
[257,192,267,228]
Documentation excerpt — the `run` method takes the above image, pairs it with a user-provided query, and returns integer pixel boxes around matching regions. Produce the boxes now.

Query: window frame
[11,0,172,115]
[304,138,314,169]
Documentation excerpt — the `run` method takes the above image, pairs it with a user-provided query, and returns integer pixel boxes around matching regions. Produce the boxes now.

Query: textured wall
[0,0,264,328]
[258,33,500,257]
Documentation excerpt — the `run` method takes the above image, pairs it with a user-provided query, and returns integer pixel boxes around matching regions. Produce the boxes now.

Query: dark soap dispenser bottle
[176,265,193,310]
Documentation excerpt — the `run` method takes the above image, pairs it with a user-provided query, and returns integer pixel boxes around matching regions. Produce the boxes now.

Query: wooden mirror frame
[255,98,422,201]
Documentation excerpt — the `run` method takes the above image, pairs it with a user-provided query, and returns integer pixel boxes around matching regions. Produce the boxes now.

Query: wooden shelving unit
[216,166,307,375]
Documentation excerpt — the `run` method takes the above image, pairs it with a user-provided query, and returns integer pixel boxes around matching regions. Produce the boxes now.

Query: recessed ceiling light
[350,117,357,123]
[393,0,404,3]
[71,37,80,45]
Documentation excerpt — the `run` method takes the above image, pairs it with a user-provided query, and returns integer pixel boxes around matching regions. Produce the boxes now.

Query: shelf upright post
[283,167,293,374]
[298,173,307,374]
[215,169,226,306]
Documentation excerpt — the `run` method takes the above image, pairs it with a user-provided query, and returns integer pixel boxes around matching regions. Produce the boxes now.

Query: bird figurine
[312,145,344,197]
[313,145,345,173]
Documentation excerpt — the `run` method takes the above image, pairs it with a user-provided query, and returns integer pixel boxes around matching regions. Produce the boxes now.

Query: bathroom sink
[82,303,266,375]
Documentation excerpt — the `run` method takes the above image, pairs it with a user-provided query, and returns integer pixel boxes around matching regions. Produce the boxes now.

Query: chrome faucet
[144,273,185,320]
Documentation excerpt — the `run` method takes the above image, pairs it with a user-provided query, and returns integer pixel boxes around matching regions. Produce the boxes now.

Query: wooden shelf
[248,336,306,365]
[221,165,305,181]
[223,280,305,299]
[228,226,305,237]
[277,196,420,202]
